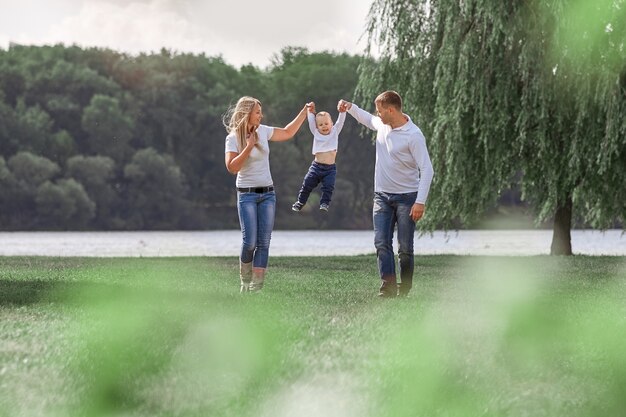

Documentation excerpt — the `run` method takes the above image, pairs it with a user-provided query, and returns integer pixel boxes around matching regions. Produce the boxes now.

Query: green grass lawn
[1,255,625,417]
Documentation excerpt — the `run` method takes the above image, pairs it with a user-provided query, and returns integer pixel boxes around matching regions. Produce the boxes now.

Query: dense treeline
[0,44,374,230]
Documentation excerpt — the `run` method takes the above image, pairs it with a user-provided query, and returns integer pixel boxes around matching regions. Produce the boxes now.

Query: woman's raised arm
[270,104,310,142]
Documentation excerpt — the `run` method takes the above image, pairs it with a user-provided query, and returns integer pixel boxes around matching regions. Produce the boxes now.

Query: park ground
[1,255,625,417]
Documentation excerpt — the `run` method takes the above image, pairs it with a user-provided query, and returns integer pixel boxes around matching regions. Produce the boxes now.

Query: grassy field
[0,255,625,417]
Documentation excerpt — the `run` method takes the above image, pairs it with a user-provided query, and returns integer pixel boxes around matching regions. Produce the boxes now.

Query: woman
[224,96,308,292]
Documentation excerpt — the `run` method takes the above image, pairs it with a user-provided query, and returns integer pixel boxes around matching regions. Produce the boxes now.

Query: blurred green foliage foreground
[1,256,625,417]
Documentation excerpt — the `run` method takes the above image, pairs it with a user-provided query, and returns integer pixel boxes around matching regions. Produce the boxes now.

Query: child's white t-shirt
[309,112,346,155]
[224,124,275,188]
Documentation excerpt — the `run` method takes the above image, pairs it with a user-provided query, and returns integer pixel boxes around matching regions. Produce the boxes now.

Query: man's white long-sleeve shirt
[308,112,346,155]
[347,104,434,204]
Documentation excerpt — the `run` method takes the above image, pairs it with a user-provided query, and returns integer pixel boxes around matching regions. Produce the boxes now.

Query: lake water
[0,230,624,257]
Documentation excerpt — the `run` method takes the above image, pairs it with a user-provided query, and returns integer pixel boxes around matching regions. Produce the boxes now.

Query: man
[338,91,434,297]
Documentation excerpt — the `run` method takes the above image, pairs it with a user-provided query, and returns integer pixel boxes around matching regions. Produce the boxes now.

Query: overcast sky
[0,0,373,67]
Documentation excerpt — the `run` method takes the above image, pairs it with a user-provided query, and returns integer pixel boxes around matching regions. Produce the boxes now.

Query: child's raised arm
[306,101,317,135]
[334,111,346,134]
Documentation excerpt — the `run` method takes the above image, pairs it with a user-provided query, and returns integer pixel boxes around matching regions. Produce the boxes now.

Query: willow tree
[358,0,626,254]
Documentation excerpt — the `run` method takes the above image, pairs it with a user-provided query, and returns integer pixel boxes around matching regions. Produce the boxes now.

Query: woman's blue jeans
[373,192,417,293]
[237,190,276,268]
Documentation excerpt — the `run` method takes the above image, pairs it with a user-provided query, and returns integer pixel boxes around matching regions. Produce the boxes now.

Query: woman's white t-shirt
[224,125,275,188]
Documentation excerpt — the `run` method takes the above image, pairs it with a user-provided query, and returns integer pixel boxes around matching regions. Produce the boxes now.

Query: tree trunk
[550,195,573,255]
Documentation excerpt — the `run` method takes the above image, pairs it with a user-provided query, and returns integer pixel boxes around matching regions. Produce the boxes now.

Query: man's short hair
[375,90,402,110]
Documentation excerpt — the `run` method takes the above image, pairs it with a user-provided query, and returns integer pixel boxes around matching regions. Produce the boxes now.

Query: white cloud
[45,1,209,55]
[1,0,371,67]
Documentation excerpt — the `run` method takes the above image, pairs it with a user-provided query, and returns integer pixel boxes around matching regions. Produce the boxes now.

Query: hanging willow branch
[358,0,626,234]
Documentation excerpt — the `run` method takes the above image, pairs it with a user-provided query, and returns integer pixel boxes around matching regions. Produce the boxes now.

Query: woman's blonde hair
[223,96,261,151]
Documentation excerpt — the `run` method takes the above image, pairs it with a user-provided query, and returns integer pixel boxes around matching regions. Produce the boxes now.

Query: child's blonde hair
[315,111,331,121]
[223,96,261,151]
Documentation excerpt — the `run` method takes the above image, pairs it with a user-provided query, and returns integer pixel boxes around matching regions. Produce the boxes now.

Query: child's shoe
[319,203,329,212]
[292,202,304,212]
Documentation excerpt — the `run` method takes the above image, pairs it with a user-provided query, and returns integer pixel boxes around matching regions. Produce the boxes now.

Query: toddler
[292,102,346,212]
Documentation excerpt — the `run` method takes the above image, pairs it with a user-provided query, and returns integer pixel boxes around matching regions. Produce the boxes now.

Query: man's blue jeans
[297,161,337,206]
[373,192,417,294]
[237,190,276,268]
